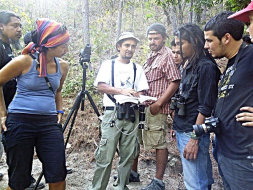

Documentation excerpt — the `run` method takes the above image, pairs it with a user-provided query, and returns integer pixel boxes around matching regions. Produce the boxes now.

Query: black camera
[170,94,186,116]
[79,44,91,63]
[138,105,145,129]
[116,103,135,123]
[193,117,220,137]
[246,142,253,167]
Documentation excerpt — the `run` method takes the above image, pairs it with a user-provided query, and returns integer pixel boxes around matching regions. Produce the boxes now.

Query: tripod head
[78,44,93,110]
[79,44,92,73]
[79,44,91,63]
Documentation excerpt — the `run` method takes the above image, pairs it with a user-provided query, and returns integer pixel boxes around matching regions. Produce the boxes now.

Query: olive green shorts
[139,106,168,150]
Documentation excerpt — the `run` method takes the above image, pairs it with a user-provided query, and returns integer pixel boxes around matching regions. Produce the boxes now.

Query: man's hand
[183,138,199,160]
[236,107,253,127]
[170,128,176,141]
[1,116,7,132]
[150,102,161,115]
[121,89,138,97]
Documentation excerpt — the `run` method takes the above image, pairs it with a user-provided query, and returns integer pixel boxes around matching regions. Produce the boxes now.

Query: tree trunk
[169,5,177,33]
[178,0,184,25]
[82,0,90,45]
[188,0,193,23]
[116,0,123,40]
[201,5,207,25]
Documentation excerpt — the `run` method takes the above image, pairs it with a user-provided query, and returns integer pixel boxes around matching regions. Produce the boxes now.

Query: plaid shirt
[143,45,181,114]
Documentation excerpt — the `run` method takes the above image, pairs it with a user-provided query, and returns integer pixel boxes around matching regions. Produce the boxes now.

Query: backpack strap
[106,59,137,104]
[106,59,116,104]
[29,53,55,95]
[132,62,136,89]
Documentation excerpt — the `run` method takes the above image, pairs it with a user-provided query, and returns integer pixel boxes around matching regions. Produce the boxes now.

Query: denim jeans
[175,131,214,190]
[217,151,253,190]
[212,135,230,190]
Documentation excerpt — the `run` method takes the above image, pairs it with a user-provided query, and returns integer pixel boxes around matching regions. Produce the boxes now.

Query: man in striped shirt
[140,23,181,190]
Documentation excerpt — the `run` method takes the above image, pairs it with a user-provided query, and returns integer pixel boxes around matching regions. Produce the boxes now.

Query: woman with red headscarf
[0,18,70,190]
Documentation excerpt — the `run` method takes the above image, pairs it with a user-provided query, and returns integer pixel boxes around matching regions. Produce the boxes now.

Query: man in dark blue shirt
[173,23,220,190]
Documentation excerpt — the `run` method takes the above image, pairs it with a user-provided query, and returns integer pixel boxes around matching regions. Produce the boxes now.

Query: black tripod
[33,45,100,189]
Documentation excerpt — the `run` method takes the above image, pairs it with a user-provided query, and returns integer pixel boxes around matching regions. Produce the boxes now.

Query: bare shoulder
[9,54,33,67]
[58,58,69,72]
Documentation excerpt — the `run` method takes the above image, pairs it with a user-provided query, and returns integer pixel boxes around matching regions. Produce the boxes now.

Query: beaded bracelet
[190,131,199,140]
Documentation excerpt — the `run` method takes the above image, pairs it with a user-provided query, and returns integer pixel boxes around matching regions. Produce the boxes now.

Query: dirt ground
[0,138,224,190]
[0,99,224,190]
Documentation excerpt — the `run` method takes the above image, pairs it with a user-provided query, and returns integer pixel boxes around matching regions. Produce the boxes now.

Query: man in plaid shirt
[139,23,181,190]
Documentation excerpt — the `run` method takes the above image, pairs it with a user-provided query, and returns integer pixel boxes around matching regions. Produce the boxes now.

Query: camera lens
[193,124,206,137]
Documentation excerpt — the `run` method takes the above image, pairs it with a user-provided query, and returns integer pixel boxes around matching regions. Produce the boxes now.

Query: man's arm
[97,82,139,97]
[183,113,205,160]
[150,80,180,115]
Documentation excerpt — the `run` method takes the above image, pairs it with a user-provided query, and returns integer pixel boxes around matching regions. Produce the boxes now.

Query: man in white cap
[89,32,149,190]
[204,10,253,190]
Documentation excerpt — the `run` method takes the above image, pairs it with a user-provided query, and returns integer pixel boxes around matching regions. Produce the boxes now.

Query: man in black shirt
[0,10,45,189]
[173,24,220,190]
[204,11,253,190]
[229,1,253,127]
[0,10,22,182]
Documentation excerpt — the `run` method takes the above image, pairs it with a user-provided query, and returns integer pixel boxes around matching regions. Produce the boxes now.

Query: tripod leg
[33,92,82,190]
[33,171,44,190]
[63,92,82,133]
[64,107,79,148]
[85,91,100,117]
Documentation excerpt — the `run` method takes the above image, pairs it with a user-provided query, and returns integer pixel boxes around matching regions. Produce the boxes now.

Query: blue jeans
[212,135,230,190]
[175,131,214,190]
[217,151,253,190]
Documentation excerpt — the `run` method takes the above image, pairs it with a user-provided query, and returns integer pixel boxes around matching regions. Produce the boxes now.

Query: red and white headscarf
[22,18,70,77]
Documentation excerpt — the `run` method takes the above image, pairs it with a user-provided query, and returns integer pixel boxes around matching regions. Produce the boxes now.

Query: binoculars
[116,103,135,123]
[170,94,186,116]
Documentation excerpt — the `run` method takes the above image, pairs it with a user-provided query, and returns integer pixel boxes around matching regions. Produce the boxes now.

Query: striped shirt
[143,45,181,114]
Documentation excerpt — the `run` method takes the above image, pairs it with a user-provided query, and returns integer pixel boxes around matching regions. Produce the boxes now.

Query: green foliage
[225,0,250,11]
[62,66,82,97]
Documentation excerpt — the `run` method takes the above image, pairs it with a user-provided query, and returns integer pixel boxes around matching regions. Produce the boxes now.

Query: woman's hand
[57,113,63,124]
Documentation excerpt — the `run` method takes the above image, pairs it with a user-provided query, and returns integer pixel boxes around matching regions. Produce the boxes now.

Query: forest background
[0,0,251,189]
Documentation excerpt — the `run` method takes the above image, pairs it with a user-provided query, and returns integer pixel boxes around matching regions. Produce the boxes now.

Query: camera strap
[106,59,136,104]
[29,53,55,95]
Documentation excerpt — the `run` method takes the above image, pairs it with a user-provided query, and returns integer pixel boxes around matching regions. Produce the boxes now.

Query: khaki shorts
[139,106,168,150]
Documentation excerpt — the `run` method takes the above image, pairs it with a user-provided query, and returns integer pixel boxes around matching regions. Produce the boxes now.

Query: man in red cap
[229,1,253,127]
[139,23,181,190]
[204,10,253,190]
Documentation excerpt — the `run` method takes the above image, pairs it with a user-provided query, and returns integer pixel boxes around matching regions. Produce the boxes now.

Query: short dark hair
[170,39,176,47]
[204,11,244,41]
[0,10,20,25]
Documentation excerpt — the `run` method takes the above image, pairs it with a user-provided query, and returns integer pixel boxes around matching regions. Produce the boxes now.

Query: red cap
[228,1,253,22]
